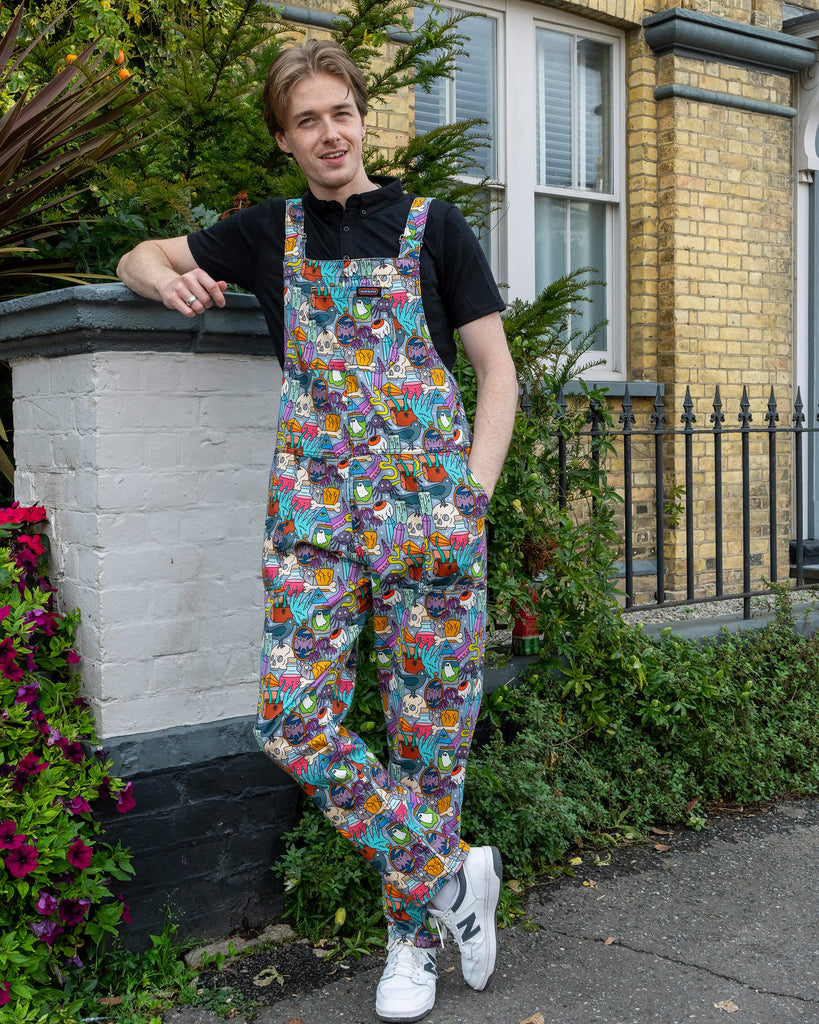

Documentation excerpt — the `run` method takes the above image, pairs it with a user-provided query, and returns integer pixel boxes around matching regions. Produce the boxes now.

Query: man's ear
[275,130,292,155]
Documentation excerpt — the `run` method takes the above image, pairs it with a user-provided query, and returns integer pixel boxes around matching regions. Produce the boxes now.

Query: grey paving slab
[163,799,819,1024]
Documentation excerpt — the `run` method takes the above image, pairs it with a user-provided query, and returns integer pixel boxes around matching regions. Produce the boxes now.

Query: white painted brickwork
[14,351,280,738]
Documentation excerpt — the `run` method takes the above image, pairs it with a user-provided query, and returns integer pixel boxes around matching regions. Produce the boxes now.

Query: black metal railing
[552,383,819,619]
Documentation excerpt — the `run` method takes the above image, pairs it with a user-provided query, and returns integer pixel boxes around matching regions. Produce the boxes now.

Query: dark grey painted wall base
[98,751,301,951]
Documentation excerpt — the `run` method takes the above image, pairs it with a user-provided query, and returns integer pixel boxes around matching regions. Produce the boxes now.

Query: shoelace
[383,943,435,979]
[433,918,479,959]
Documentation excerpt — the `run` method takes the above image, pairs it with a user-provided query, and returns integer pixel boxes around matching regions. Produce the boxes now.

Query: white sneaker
[428,845,502,991]
[375,941,437,1022]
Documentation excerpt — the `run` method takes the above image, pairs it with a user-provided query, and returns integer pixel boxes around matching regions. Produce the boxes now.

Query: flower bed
[0,504,134,1022]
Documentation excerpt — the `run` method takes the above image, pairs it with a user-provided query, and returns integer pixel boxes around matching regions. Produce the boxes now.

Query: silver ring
[186,294,197,306]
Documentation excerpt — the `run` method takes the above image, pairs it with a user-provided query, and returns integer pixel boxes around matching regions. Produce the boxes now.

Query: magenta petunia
[12,752,48,792]
[97,776,112,800]
[30,710,49,735]
[117,894,132,924]
[30,919,64,944]
[5,843,38,878]
[0,820,23,850]
[14,683,38,707]
[59,740,85,764]
[0,638,25,682]
[66,837,93,870]
[35,889,59,915]
[0,605,11,621]
[66,649,80,664]
[58,898,90,926]
[65,796,91,815]
[0,980,9,1007]
[116,782,135,814]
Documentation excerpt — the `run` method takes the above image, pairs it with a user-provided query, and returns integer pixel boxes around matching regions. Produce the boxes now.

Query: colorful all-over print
[254,197,488,947]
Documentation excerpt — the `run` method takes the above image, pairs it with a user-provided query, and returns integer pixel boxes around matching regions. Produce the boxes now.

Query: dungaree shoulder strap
[284,199,306,263]
[399,197,433,261]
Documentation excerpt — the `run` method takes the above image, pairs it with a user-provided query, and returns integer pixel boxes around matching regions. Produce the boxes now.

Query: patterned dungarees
[254,196,488,947]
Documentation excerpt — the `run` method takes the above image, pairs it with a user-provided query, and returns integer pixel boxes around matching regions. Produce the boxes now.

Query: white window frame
[415,0,626,378]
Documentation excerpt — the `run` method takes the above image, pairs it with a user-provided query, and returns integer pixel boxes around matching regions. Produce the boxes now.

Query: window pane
[578,39,611,192]
[413,6,497,178]
[536,29,573,188]
[535,195,607,351]
[455,14,497,177]
[536,28,612,193]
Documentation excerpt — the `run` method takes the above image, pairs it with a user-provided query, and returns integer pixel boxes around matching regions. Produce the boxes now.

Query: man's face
[276,73,369,203]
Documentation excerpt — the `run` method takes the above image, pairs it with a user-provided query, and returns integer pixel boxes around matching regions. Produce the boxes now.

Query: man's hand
[160,269,228,318]
[117,236,227,317]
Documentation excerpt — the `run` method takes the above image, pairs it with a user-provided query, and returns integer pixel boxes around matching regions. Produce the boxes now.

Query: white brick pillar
[0,284,279,741]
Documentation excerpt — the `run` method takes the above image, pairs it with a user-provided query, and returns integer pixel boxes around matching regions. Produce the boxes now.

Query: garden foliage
[0,504,134,1023]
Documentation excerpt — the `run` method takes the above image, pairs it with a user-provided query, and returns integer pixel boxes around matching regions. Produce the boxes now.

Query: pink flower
[118,894,132,924]
[66,837,93,870]
[30,711,49,735]
[116,782,135,814]
[97,777,112,800]
[0,981,9,1007]
[66,649,80,664]
[0,605,11,621]
[5,843,39,878]
[0,503,46,524]
[17,535,44,555]
[35,890,59,915]
[58,898,90,926]
[0,820,23,850]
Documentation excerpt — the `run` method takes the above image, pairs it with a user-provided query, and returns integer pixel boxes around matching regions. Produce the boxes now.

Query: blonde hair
[263,41,368,137]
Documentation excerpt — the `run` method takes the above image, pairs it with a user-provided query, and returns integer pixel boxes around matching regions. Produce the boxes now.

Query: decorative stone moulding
[643,7,817,75]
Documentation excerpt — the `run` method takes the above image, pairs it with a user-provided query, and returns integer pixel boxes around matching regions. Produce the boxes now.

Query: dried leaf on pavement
[96,997,123,1007]
[520,1014,546,1024]
[654,843,672,852]
[714,999,739,1013]
[253,966,285,987]
[604,936,616,945]
[649,826,673,835]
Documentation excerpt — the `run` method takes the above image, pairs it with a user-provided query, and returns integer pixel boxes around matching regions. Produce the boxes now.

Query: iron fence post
[765,388,779,583]
[619,387,636,608]
[739,388,752,619]
[651,386,666,605]
[681,386,696,601]
[711,387,725,597]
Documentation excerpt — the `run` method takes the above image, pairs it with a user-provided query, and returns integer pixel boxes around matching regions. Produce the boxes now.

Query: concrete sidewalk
[163,799,819,1024]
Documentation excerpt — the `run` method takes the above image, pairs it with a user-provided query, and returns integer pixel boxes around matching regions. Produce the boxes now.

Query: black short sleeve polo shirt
[186,177,505,369]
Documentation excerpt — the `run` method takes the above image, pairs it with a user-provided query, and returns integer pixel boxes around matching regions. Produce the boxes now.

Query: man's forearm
[116,240,181,301]
[468,356,518,500]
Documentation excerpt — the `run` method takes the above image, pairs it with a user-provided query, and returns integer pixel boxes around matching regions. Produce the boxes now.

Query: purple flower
[58,898,90,926]
[14,683,39,707]
[35,890,59,915]
[67,650,80,665]
[0,820,23,850]
[30,710,49,735]
[5,843,38,878]
[45,726,62,747]
[116,782,135,814]
[30,919,64,944]
[0,981,9,1007]
[65,796,91,815]
[0,605,11,621]
[97,776,112,800]
[65,954,83,969]
[66,837,93,870]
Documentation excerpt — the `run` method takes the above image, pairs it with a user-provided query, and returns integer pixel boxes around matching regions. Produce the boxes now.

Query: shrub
[0,504,134,1023]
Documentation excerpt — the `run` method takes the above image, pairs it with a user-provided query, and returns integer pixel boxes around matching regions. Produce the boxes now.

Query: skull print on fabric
[254,197,488,948]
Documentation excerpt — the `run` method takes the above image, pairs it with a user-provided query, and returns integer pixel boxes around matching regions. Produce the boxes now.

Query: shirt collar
[303,176,404,219]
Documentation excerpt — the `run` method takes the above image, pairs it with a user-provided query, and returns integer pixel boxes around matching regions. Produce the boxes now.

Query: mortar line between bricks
[551,929,819,1005]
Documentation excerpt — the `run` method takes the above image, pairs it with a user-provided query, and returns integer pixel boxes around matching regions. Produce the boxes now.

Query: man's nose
[319,116,341,141]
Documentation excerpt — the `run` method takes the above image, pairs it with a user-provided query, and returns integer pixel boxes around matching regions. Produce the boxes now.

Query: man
[117,39,517,1024]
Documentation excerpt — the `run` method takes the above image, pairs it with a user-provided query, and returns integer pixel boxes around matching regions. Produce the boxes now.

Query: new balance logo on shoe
[455,912,481,942]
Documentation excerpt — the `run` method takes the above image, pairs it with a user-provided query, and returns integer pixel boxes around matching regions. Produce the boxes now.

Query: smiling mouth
[321,150,346,161]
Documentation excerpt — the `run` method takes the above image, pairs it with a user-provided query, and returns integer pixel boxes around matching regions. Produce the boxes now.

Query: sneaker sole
[375,995,435,1023]
[472,845,502,991]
